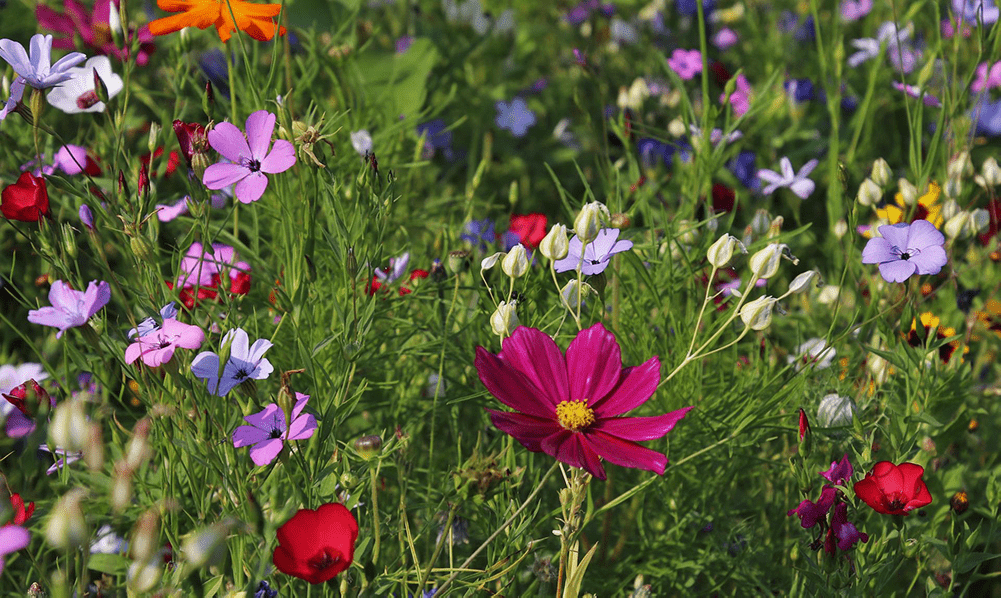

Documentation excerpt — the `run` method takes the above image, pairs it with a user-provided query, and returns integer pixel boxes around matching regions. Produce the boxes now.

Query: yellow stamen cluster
[555,399,595,431]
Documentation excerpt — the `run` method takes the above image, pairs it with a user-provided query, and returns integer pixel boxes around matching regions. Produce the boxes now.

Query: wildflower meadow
[3,0,1001,595]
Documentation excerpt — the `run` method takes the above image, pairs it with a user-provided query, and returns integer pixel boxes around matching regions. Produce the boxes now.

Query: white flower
[817,394,856,427]
[46,56,123,114]
[351,130,373,155]
[788,338,836,370]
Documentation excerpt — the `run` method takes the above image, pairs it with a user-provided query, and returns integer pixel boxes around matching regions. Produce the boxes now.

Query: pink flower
[720,73,751,117]
[202,110,296,204]
[475,323,693,480]
[972,61,1001,93]
[0,525,30,575]
[232,393,317,466]
[667,49,702,80]
[27,280,110,338]
[124,319,205,367]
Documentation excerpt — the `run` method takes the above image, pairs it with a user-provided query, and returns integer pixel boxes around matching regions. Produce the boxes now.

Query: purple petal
[756,169,783,185]
[82,281,110,317]
[496,326,568,410]
[789,179,815,199]
[208,121,251,163]
[225,329,250,360]
[246,338,273,362]
[910,245,947,275]
[878,259,917,283]
[589,357,660,416]
[203,162,249,190]
[160,319,204,349]
[0,39,31,76]
[779,157,795,181]
[27,307,75,336]
[475,348,554,418]
[243,403,285,432]
[584,431,668,475]
[190,352,221,393]
[50,51,86,74]
[5,411,36,438]
[260,140,296,173]
[861,237,895,264]
[248,438,284,466]
[233,423,271,447]
[156,198,190,222]
[244,110,276,160]
[0,525,31,556]
[124,342,143,364]
[877,223,911,251]
[797,159,819,178]
[287,413,317,440]
[234,172,269,203]
[906,219,945,249]
[290,393,310,420]
[593,406,693,441]
[565,322,622,406]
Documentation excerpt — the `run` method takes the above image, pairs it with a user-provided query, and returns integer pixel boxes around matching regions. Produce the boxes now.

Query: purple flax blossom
[848,22,919,72]
[38,444,83,474]
[202,110,296,204]
[375,253,410,283]
[840,0,872,21]
[667,49,702,80]
[757,157,818,198]
[554,228,634,275]
[828,502,869,553]
[495,98,536,137]
[45,55,122,114]
[461,219,496,251]
[51,145,91,175]
[861,220,947,283]
[176,242,249,289]
[0,525,30,575]
[191,328,274,397]
[972,61,1001,92]
[28,280,110,338]
[125,319,205,367]
[232,393,317,466]
[953,0,999,26]
[0,34,86,121]
[712,28,738,50]
[972,95,1001,137]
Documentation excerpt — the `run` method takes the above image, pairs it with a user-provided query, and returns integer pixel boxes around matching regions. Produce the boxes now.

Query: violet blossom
[668,49,702,80]
[125,319,205,367]
[757,157,818,198]
[0,34,86,121]
[28,280,110,338]
[495,98,536,137]
[202,110,296,204]
[553,228,633,275]
[190,328,274,397]
[861,220,947,283]
[232,393,317,466]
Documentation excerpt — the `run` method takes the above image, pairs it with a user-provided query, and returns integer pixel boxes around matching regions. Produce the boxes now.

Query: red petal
[584,430,668,475]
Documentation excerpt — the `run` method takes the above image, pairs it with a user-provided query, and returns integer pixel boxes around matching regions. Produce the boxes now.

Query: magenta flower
[861,220,947,283]
[820,453,854,485]
[787,486,836,529]
[971,60,1001,93]
[202,110,296,204]
[232,393,317,466]
[36,0,156,65]
[720,73,751,117]
[892,82,941,107]
[826,502,869,553]
[475,323,693,480]
[176,242,248,288]
[125,319,205,367]
[667,49,702,80]
[0,525,31,575]
[27,280,110,338]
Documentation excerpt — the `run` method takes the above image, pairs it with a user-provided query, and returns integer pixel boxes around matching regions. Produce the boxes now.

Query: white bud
[817,394,856,427]
[941,198,960,222]
[574,201,610,245]
[130,510,160,563]
[944,211,971,239]
[480,252,504,272]
[127,560,163,593]
[668,117,687,137]
[748,243,786,279]
[947,151,972,180]
[539,224,569,260]
[183,522,231,569]
[898,178,918,205]
[501,244,529,278]
[833,219,848,239]
[972,208,990,233]
[787,270,820,294]
[750,210,771,237]
[490,301,519,337]
[45,489,88,551]
[982,157,1001,187]
[870,158,892,187]
[706,234,745,268]
[739,296,777,330]
[817,285,840,305]
[560,279,593,311]
[48,398,90,452]
[111,468,132,513]
[856,178,882,207]
[944,177,962,199]
[867,351,890,384]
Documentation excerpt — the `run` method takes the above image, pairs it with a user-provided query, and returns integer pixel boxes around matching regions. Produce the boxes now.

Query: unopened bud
[84,423,103,471]
[127,560,163,593]
[130,510,160,562]
[972,208,990,233]
[898,178,918,205]
[944,211,973,239]
[480,252,504,272]
[490,301,519,337]
[45,489,88,551]
[353,435,383,459]
[944,177,962,199]
[124,418,152,471]
[501,244,530,278]
[856,178,882,207]
[447,250,470,273]
[540,224,569,261]
[346,247,357,279]
[111,466,132,512]
[767,215,784,239]
[668,117,687,137]
[787,270,820,294]
[870,158,892,187]
[833,219,848,238]
[574,202,610,245]
[49,398,90,451]
[560,279,593,311]
[739,296,777,330]
[706,234,744,268]
[748,243,786,279]
[947,151,972,180]
[982,157,1001,187]
[182,522,231,569]
[816,393,856,427]
[148,122,160,154]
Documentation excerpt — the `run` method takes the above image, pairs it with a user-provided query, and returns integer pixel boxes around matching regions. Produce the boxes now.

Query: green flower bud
[574,202,610,245]
[539,224,569,261]
[706,234,745,268]
[501,244,529,278]
[870,158,892,187]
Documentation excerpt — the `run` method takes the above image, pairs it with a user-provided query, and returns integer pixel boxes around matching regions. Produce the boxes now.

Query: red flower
[172,120,208,166]
[797,408,810,441]
[509,213,548,249]
[8,493,35,526]
[853,461,932,515]
[2,173,50,222]
[273,503,358,584]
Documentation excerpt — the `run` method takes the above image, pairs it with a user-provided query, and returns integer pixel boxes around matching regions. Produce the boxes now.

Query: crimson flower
[7,494,35,526]
[475,323,693,480]
[508,213,548,249]
[273,503,358,584]
[853,461,932,515]
[2,172,49,222]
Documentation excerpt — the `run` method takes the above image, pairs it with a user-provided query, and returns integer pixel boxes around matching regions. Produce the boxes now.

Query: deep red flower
[8,493,35,526]
[172,120,209,167]
[2,173,50,222]
[273,503,358,584]
[797,408,810,441]
[509,213,548,249]
[853,461,932,515]
[475,323,693,480]
[711,183,735,213]
[139,147,181,178]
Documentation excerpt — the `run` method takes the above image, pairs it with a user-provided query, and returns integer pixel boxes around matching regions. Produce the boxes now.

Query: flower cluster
[787,455,869,556]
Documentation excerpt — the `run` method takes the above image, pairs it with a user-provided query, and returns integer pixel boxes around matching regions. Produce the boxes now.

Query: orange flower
[148,0,285,42]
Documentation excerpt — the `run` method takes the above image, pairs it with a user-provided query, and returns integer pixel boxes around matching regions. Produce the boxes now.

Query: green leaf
[953,552,1000,574]
[88,553,128,576]
[352,38,440,124]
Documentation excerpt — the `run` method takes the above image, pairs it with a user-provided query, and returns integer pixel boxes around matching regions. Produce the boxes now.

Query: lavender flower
[861,220,947,283]
[0,33,86,121]
[553,228,633,275]
[202,110,296,204]
[190,328,274,397]
[28,280,110,338]
[0,525,30,575]
[232,392,317,466]
[757,157,818,198]
[495,98,536,137]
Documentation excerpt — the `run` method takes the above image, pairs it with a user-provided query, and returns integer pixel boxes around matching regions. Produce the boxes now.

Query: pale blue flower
[495,98,536,137]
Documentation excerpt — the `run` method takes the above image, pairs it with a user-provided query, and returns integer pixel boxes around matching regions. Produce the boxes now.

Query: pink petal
[290,393,310,420]
[244,110,276,161]
[260,139,296,173]
[542,432,606,479]
[203,162,249,190]
[497,326,568,410]
[243,403,284,431]
[475,348,556,419]
[593,407,693,441]
[234,171,269,203]
[232,424,270,447]
[248,438,284,466]
[141,346,175,367]
[287,413,316,440]
[565,323,622,406]
[208,121,251,163]
[0,525,31,556]
[124,341,143,364]
[589,357,660,417]
[585,430,668,475]
[487,409,560,452]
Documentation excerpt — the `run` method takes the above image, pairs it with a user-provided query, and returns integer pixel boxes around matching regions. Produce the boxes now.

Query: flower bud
[856,178,882,207]
[972,208,990,233]
[787,270,820,294]
[560,279,594,311]
[982,157,1001,187]
[353,435,383,460]
[898,178,918,205]
[48,398,90,452]
[60,222,78,259]
[480,252,504,272]
[941,198,960,222]
[574,201,610,245]
[944,211,973,239]
[833,219,848,239]
[739,296,777,330]
[447,250,470,274]
[539,224,569,261]
[182,521,231,569]
[45,489,88,551]
[148,122,160,154]
[944,177,962,199]
[131,510,160,563]
[870,158,892,187]
[124,418,152,471]
[668,117,687,137]
[128,560,163,593]
[490,301,519,337]
[111,466,132,513]
[84,422,103,471]
[748,243,786,279]
[706,234,745,268]
[816,393,856,428]
[501,244,530,278]
[947,151,972,180]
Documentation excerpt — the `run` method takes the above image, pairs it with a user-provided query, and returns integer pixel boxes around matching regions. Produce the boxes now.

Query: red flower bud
[1,172,49,222]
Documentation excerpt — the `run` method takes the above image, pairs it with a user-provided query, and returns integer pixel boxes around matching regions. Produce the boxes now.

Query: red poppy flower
[2,172,50,222]
[273,503,358,584]
[509,213,548,249]
[853,461,932,515]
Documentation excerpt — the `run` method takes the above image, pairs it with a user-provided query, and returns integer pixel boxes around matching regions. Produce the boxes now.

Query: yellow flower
[877,181,943,226]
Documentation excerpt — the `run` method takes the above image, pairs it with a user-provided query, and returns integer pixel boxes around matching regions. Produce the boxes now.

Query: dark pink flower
[787,486,836,529]
[825,502,868,554]
[36,0,156,65]
[124,318,204,367]
[475,323,693,480]
[202,110,296,204]
[820,453,853,485]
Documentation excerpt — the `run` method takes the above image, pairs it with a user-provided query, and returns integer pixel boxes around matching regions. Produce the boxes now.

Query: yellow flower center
[555,400,595,431]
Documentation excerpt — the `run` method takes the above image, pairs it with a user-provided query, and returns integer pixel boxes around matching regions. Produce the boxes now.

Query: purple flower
[667,49,702,80]
[953,0,999,25]
[232,392,317,466]
[840,0,872,21]
[728,151,759,190]
[972,61,1001,93]
[554,228,634,275]
[52,145,90,175]
[0,525,30,575]
[848,22,911,68]
[893,82,940,106]
[828,502,869,552]
[128,302,179,339]
[0,34,86,122]
[416,119,454,161]
[27,280,110,338]
[38,444,82,475]
[461,219,496,251]
[972,95,1001,137]
[176,242,248,288]
[861,220,947,283]
[191,328,274,397]
[757,157,818,198]
[495,98,536,137]
[820,454,854,485]
[787,486,836,529]
[375,253,410,283]
[202,110,296,204]
[720,73,751,117]
[125,319,205,367]
[712,28,738,50]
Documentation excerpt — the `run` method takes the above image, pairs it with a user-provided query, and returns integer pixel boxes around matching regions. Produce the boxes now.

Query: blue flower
[190,328,274,397]
[254,580,278,598]
[728,151,759,191]
[637,138,675,169]
[128,302,179,339]
[461,219,496,251]
[417,119,455,160]
[495,97,537,137]
[972,95,1001,137]
[784,78,823,103]
[676,0,716,16]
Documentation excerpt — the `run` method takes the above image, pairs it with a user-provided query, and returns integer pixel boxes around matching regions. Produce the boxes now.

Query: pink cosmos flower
[232,393,317,466]
[202,110,296,204]
[36,0,156,65]
[27,280,110,338]
[124,319,205,367]
[667,49,702,80]
[475,323,693,480]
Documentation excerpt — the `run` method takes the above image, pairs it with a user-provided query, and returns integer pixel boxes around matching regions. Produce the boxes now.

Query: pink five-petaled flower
[124,319,205,367]
[27,280,110,338]
[232,393,316,466]
[202,110,296,204]
[475,322,693,480]
[853,461,933,515]
[757,156,818,198]
[861,219,947,283]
